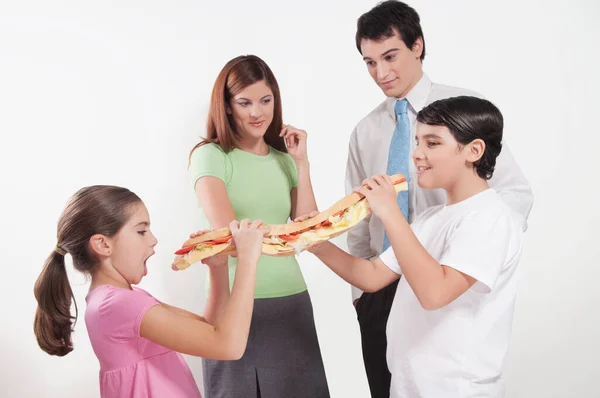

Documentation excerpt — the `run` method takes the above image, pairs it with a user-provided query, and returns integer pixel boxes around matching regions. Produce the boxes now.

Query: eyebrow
[236,94,273,101]
[363,48,399,61]
[134,221,149,227]
[417,133,443,140]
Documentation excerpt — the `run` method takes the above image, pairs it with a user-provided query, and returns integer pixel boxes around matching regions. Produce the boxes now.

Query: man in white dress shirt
[345,2,534,397]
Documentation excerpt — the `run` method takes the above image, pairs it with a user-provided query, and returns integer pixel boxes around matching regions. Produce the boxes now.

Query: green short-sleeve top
[189,143,306,298]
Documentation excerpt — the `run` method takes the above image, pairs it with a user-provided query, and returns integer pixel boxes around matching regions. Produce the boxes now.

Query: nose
[377,63,390,82]
[250,104,261,119]
[150,231,158,247]
[412,145,424,162]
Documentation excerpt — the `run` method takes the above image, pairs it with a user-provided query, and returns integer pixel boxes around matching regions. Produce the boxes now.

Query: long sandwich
[261,173,407,256]
[172,173,407,270]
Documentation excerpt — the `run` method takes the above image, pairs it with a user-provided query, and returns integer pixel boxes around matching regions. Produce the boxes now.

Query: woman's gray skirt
[202,290,330,398]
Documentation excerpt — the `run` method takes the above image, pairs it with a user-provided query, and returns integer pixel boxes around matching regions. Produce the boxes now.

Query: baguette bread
[172,174,407,268]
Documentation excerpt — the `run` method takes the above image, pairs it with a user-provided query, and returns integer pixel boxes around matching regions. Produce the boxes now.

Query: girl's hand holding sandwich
[229,219,265,267]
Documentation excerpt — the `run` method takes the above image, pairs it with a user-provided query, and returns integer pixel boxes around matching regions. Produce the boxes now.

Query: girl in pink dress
[33,185,263,398]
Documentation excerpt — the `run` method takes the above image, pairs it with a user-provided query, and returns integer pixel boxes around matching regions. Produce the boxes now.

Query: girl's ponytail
[33,249,77,357]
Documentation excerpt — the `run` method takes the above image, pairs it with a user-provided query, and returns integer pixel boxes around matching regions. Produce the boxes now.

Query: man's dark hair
[355,0,426,61]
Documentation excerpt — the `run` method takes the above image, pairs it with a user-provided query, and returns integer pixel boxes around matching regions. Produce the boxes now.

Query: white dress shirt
[345,73,533,300]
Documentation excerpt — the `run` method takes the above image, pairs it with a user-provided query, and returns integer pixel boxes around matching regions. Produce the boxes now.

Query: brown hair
[33,185,142,356]
[189,55,286,162]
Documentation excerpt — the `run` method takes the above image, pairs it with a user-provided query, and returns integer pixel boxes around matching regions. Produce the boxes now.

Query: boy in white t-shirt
[306,96,524,397]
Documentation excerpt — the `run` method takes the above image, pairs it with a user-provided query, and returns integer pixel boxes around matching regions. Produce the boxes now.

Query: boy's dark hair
[33,185,141,356]
[417,96,504,180]
[355,0,426,61]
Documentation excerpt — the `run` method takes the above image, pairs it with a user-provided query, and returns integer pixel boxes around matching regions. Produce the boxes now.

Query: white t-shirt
[379,188,523,398]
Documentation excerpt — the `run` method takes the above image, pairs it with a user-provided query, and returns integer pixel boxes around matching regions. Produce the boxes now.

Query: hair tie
[55,246,67,256]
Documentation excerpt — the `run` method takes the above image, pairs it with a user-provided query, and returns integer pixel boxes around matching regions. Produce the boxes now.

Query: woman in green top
[188,55,330,397]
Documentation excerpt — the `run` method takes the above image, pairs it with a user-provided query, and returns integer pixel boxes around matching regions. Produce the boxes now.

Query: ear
[226,104,232,115]
[412,37,424,60]
[466,139,486,163]
[88,234,112,257]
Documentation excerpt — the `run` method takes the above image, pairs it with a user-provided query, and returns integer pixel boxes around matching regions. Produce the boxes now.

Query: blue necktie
[382,99,410,251]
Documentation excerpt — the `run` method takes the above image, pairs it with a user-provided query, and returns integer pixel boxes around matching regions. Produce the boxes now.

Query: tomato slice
[280,234,299,242]
[206,236,232,245]
[333,210,345,218]
[321,220,332,227]
[174,246,193,255]
[290,228,310,236]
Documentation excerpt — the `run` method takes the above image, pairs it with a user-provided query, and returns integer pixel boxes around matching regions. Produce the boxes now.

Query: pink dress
[85,285,202,398]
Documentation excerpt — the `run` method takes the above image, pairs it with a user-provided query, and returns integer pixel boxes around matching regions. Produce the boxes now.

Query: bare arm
[141,258,257,360]
[141,219,263,360]
[195,176,237,229]
[281,125,318,220]
[357,176,477,311]
[203,261,230,325]
[192,176,238,322]
[290,160,318,220]
[159,302,206,323]
[310,242,399,293]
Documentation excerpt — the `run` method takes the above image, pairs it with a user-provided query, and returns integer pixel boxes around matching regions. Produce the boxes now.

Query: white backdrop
[1,1,598,397]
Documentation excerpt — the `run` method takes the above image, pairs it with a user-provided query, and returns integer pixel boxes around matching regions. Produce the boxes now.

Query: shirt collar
[386,73,432,119]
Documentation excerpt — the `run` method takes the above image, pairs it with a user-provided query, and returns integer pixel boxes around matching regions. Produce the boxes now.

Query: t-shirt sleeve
[377,212,428,276]
[98,287,160,339]
[188,143,230,188]
[281,153,299,188]
[378,246,403,275]
[439,210,514,293]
